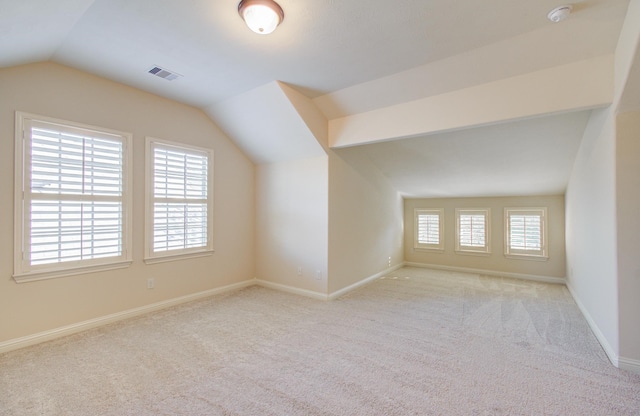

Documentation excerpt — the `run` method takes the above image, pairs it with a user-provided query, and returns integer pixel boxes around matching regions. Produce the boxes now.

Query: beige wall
[280,83,405,296]
[404,195,566,278]
[616,110,640,361]
[328,148,404,294]
[256,155,328,294]
[565,0,640,370]
[565,108,619,358]
[0,62,256,343]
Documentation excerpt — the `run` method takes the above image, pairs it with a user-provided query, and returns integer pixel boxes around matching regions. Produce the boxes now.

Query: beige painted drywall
[0,62,255,343]
[404,196,566,278]
[616,110,640,362]
[256,156,329,294]
[565,108,619,359]
[251,83,331,295]
[565,1,640,370]
[277,82,405,295]
[279,82,329,149]
[328,148,404,294]
[615,0,640,108]
[205,81,326,165]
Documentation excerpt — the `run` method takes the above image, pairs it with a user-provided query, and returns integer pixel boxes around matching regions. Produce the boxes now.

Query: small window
[455,208,491,255]
[14,112,133,282]
[505,208,548,260]
[414,209,444,251]
[145,137,213,263]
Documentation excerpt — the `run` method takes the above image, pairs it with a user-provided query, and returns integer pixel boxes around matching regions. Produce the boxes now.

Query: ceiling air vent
[148,66,182,81]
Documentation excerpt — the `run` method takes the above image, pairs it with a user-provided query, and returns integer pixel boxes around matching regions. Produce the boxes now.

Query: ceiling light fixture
[547,5,572,23]
[238,0,284,35]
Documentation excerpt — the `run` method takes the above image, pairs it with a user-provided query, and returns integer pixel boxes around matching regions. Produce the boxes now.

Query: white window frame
[145,137,214,264]
[455,208,491,255]
[414,208,444,251]
[504,207,548,260]
[14,112,133,283]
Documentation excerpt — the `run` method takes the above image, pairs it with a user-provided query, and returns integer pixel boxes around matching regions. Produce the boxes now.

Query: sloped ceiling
[336,111,592,198]
[205,81,325,164]
[0,0,634,197]
[0,0,628,109]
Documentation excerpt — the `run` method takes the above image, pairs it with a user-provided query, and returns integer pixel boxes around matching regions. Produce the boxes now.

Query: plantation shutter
[459,214,485,247]
[417,213,439,245]
[455,208,490,254]
[505,208,547,258]
[414,209,444,250]
[27,120,125,266]
[152,144,209,253]
[509,214,541,251]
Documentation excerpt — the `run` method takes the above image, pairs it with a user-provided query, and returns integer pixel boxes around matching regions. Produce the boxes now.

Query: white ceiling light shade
[547,5,572,23]
[238,0,284,35]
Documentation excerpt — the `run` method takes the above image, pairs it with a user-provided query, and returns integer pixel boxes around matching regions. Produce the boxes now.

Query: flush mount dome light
[547,5,572,23]
[238,0,284,35]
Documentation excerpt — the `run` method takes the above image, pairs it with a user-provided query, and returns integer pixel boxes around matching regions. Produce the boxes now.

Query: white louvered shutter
[151,144,209,253]
[455,209,490,254]
[509,215,541,251]
[27,120,126,267]
[505,208,547,258]
[415,209,444,250]
[459,214,485,247]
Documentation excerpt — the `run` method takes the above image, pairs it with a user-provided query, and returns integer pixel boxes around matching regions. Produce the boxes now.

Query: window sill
[414,247,445,253]
[505,254,548,262]
[13,260,133,283]
[144,249,214,265]
[455,250,491,257]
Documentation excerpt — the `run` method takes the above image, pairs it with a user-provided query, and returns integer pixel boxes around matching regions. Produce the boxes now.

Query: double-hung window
[504,208,548,260]
[145,138,213,263]
[14,112,132,282]
[414,209,444,251]
[455,208,491,255]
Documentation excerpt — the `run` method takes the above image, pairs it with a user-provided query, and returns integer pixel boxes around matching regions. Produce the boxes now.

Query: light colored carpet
[1,267,640,415]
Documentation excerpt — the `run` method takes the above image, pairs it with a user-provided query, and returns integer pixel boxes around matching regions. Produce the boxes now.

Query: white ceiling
[0,0,628,108]
[206,81,326,165]
[0,0,633,198]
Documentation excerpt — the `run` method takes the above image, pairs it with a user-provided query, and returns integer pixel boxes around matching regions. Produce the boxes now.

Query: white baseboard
[565,282,619,368]
[404,262,566,284]
[328,263,404,300]
[254,264,406,301]
[618,356,640,375]
[255,279,328,301]
[0,279,255,355]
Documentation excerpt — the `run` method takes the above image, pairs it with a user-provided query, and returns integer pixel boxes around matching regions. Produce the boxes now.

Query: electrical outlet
[297,267,302,276]
[315,270,321,280]
[147,278,155,289]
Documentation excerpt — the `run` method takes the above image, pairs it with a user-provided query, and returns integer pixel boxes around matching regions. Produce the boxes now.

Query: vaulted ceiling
[1,0,633,197]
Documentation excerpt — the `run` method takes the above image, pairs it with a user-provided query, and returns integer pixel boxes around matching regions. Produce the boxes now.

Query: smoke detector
[547,5,572,23]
